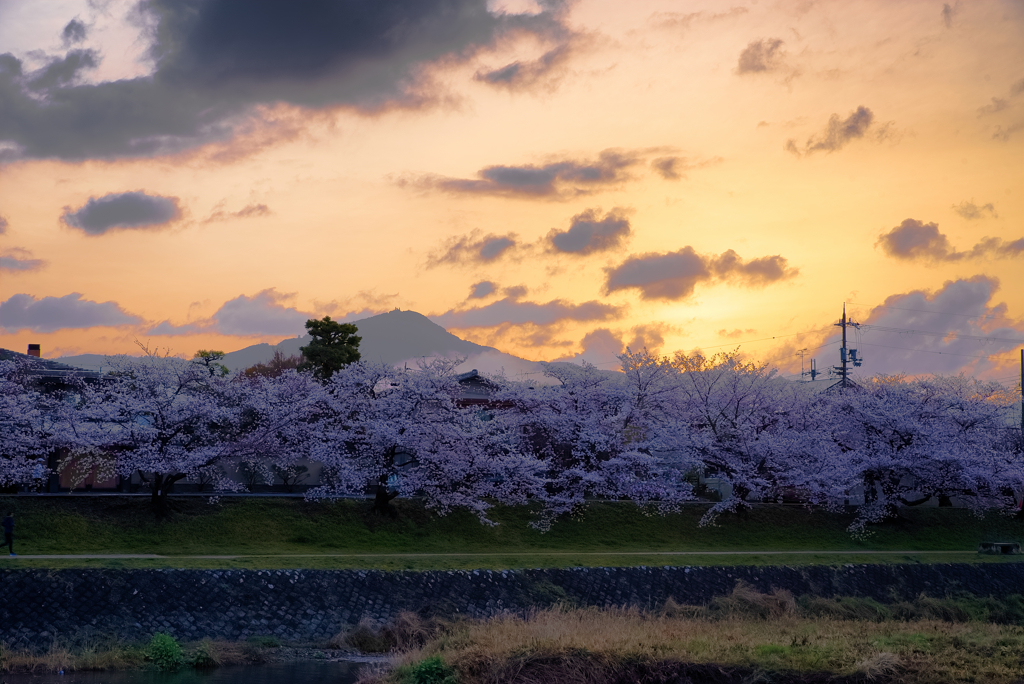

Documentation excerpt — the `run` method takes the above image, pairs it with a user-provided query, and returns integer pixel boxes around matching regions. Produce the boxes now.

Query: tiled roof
[0,348,103,382]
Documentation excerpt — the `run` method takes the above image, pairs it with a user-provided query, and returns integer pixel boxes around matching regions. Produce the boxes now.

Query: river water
[0,662,368,684]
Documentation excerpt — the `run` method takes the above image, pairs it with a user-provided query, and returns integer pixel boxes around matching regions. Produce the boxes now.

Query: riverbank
[0,636,363,675]
[366,590,1024,684]
[2,496,1022,571]
[6,589,1024,683]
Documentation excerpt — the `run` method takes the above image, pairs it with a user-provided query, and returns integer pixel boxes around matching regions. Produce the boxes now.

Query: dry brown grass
[375,590,1024,684]
[331,612,450,653]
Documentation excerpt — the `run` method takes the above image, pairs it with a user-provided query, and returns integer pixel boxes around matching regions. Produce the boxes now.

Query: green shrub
[399,655,458,684]
[146,633,183,671]
[188,639,219,668]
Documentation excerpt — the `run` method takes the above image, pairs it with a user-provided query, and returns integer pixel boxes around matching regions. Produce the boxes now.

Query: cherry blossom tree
[0,360,54,490]
[803,375,1023,534]
[76,351,242,515]
[491,357,693,526]
[227,366,324,491]
[663,350,805,523]
[306,358,546,522]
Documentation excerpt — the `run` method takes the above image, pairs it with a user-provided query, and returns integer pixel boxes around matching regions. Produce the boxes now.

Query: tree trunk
[373,479,399,518]
[149,473,187,518]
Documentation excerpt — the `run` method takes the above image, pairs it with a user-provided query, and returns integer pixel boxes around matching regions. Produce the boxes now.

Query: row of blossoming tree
[1,347,1021,530]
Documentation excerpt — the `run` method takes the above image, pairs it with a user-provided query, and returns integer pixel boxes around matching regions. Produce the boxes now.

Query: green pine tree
[298,316,361,381]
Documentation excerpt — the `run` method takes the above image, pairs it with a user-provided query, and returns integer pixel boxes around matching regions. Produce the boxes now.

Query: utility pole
[1020,348,1023,451]
[796,348,808,380]
[832,303,861,389]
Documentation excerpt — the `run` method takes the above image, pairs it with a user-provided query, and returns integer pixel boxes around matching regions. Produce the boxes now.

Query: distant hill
[220,309,508,371]
[55,309,550,381]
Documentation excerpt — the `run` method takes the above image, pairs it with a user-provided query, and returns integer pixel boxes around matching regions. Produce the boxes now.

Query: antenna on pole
[796,348,808,380]
[833,303,861,389]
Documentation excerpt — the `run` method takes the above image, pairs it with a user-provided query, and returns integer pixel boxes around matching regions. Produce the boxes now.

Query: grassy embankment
[1,496,1022,570]
[360,587,1024,684]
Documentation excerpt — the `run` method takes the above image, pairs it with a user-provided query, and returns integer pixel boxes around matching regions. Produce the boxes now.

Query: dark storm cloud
[426,231,519,267]
[416,148,642,198]
[953,200,997,220]
[604,247,797,300]
[61,191,183,235]
[469,281,496,299]
[785,106,876,156]
[0,0,567,160]
[27,49,99,91]
[62,19,88,46]
[0,248,46,273]
[432,297,622,328]
[0,293,142,332]
[547,207,631,255]
[876,218,1024,263]
[736,38,784,74]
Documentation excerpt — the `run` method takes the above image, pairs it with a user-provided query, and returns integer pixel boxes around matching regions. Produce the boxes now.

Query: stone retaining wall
[2,563,1022,647]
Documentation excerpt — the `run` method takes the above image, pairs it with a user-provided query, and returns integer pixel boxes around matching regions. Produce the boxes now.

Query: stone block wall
[2,563,1022,647]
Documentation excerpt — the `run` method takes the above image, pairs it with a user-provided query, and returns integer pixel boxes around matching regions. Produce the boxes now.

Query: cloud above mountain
[148,288,313,337]
[61,191,183,235]
[433,296,623,329]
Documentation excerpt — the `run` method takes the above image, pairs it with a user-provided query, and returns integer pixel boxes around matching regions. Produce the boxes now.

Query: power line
[857,340,1022,360]
[859,324,1024,345]
[686,326,834,352]
[848,302,1021,324]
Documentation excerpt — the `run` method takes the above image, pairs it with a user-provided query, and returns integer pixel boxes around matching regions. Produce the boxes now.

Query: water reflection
[1,662,366,684]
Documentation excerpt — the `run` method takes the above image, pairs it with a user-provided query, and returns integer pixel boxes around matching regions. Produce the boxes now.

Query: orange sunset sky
[1,0,1022,381]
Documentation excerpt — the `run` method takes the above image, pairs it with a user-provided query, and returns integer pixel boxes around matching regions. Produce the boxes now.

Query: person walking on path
[2,512,14,556]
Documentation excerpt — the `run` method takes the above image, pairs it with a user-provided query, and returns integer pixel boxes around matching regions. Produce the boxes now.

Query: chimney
[27,344,41,358]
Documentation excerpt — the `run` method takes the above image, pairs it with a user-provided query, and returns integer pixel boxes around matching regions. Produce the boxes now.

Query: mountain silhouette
[55,309,547,379]
[221,309,501,370]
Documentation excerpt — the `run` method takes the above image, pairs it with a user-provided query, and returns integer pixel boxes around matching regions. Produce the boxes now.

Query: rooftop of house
[0,348,103,383]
